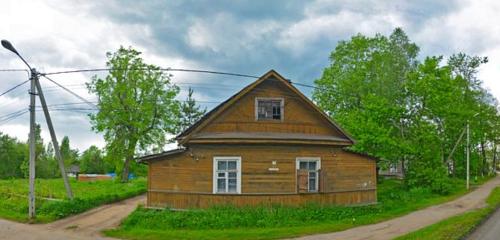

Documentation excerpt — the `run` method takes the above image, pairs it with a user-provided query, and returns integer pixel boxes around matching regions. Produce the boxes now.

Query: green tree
[20,124,61,178]
[60,136,79,169]
[313,28,418,168]
[447,53,496,177]
[80,145,106,174]
[0,132,27,178]
[87,46,180,182]
[178,87,206,132]
[314,28,500,193]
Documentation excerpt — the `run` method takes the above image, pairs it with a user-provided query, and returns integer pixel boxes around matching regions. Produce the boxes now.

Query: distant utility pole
[466,113,479,190]
[446,113,479,191]
[1,40,73,220]
[466,120,470,190]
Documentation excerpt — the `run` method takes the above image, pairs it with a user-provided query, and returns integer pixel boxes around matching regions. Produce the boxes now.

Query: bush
[406,164,453,195]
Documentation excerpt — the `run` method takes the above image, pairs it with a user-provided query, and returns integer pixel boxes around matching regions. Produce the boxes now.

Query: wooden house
[139,70,377,209]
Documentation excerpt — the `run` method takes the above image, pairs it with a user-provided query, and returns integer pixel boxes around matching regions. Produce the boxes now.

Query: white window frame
[213,156,242,194]
[296,157,321,192]
[255,97,284,121]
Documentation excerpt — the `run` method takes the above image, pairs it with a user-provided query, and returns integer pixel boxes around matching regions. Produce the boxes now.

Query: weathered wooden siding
[148,144,376,208]
[198,78,345,137]
[148,190,376,209]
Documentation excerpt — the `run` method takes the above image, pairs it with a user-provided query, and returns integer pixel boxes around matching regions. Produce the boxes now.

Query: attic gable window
[256,98,284,121]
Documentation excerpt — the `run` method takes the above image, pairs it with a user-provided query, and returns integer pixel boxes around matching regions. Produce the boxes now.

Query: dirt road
[294,176,500,240]
[0,194,145,240]
[1,177,499,240]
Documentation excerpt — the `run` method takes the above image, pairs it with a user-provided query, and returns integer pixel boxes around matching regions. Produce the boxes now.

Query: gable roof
[176,69,355,145]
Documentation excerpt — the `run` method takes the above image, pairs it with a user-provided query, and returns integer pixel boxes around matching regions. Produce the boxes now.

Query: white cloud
[277,9,405,55]
[412,0,500,104]
[2,0,500,151]
[0,0,156,150]
[186,13,281,55]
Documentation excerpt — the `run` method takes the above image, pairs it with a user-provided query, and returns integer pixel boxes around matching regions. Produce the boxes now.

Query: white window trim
[296,157,321,192]
[255,97,285,121]
[213,156,242,194]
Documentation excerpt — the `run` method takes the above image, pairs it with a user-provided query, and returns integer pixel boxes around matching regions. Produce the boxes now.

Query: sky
[1,0,500,151]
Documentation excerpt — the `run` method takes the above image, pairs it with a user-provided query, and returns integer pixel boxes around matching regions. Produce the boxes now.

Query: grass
[395,186,500,240]
[105,177,491,240]
[0,177,146,223]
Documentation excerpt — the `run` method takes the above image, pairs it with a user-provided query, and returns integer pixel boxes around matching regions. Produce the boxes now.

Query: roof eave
[137,148,186,163]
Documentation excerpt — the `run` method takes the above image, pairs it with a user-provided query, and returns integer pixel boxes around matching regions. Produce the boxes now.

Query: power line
[32,78,313,106]
[42,67,261,79]
[40,75,96,107]
[0,109,29,125]
[0,108,28,120]
[0,79,30,98]
[167,68,259,79]
[0,69,29,73]
[0,67,322,113]
[3,66,321,90]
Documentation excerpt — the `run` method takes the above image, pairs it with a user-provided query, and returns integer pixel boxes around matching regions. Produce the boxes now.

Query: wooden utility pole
[35,78,73,199]
[28,69,37,220]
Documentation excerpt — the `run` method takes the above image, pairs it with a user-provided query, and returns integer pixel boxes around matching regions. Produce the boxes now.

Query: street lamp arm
[1,40,33,70]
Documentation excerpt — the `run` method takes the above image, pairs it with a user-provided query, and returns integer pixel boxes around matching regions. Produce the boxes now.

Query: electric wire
[42,68,261,79]
[0,79,30,98]
[40,75,96,107]
[0,109,29,125]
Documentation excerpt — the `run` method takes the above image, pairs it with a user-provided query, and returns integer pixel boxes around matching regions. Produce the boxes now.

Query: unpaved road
[1,177,499,240]
[0,194,145,240]
[294,176,500,240]
[466,207,500,240]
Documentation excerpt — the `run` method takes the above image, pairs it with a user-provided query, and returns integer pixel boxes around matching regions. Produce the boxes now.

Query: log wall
[148,144,376,208]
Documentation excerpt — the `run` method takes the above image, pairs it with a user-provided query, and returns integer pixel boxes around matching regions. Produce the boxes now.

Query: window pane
[299,162,307,169]
[309,171,317,191]
[228,179,237,192]
[217,179,226,192]
[308,162,317,170]
[217,161,227,170]
[218,172,225,178]
[309,178,316,191]
[228,172,237,178]
[228,161,237,170]
[258,100,282,120]
[273,102,281,119]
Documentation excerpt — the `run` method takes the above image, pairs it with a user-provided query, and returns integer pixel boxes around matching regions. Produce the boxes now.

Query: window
[256,98,283,120]
[296,158,321,192]
[213,157,241,194]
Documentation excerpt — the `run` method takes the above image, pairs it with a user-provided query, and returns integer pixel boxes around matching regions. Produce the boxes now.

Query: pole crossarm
[446,127,467,164]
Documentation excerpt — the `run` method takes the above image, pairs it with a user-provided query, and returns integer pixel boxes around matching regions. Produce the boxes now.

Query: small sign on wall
[268,161,279,172]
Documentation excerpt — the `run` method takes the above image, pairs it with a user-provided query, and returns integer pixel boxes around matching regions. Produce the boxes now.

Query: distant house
[139,70,377,209]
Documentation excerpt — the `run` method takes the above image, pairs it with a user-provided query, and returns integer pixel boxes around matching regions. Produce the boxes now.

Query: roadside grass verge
[395,186,500,240]
[105,177,490,240]
[0,177,146,223]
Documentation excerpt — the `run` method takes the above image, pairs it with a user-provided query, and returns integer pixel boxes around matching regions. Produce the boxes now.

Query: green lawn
[395,186,500,240]
[105,177,491,240]
[0,177,146,223]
